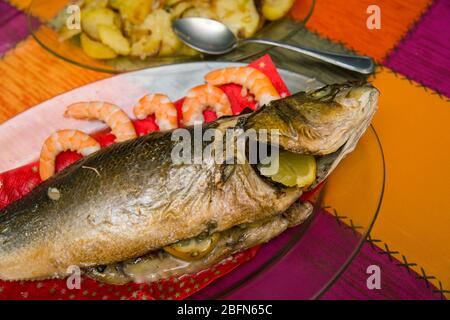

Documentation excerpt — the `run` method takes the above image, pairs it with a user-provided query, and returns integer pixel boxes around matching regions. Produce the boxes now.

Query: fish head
[246,81,379,156]
[245,81,379,189]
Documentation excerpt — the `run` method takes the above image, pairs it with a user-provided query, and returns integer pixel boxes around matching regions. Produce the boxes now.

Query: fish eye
[310,86,331,99]
[96,265,107,273]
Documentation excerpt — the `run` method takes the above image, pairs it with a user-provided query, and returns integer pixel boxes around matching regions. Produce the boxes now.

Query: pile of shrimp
[39,66,281,181]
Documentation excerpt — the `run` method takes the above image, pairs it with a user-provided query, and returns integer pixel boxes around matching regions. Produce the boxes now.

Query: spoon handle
[243,38,374,75]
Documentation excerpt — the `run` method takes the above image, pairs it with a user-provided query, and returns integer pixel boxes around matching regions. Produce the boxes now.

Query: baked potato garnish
[98,25,131,55]
[261,0,295,21]
[80,32,118,59]
[58,0,296,59]
[81,8,120,40]
[213,0,260,38]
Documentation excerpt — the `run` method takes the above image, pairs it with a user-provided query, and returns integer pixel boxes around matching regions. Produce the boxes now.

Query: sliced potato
[169,1,195,19]
[130,35,161,59]
[179,44,200,56]
[140,9,166,35]
[108,0,122,9]
[141,9,182,56]
[123,20,149,42]
[165,0,183,6]
[81,8,119,40]
[169,0,213,19]
[117,0,154,24]
[182,3,217,19]
[158,33,182,56]
[83,0,109,9]
[152,0,166,9]
[213,0,260,38]
[80,32,117,59]
[113,13,123,29]
[58,25,81,42]
[68,0,288,60]
[98,25,131,55]
[261,0,295,21]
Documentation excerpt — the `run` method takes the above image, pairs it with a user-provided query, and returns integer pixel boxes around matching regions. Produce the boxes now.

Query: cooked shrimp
[133,94,178,131]
[39,129,100,181]
[205,66,280,107]
[182,84,232,126]
[65,102,137,142]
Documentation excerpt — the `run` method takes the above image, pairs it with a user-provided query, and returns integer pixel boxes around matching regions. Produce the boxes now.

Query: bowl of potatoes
[28,0,315,73]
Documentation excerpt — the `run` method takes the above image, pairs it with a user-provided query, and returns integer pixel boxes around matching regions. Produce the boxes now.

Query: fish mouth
[247,82,378,189]
[245,82,379,156]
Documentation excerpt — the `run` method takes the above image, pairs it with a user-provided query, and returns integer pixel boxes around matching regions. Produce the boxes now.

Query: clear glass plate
[27,0,316,74]
[191,125,385,299]
[0,62,384,299]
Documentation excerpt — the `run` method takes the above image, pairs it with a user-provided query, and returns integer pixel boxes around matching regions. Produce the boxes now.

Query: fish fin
[240,107,254,115]
[283,201,313,228]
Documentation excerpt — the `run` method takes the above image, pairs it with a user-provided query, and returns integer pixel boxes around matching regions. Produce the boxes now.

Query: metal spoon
[173,17,375,75]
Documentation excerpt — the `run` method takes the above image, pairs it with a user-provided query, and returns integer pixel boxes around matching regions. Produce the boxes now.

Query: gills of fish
[0,82,379,282]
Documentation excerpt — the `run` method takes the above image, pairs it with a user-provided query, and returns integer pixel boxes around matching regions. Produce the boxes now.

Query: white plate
[0,62,322,173]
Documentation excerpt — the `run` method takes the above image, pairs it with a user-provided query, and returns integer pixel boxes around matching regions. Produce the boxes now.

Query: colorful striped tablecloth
[0,0,448,299]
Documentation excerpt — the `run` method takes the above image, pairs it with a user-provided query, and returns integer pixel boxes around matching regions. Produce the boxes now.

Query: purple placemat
[0,1,40,56]
[0,1,445,300]
[323,236,444,300]
[192,209,443,300]
[384,0,450,98]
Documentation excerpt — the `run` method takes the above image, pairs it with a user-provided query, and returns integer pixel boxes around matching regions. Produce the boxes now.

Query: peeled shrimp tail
[182,84,232,126]
[65,101,137,142]
[205,66,280,108]
[133,94,178,131]
[39,129,100,181]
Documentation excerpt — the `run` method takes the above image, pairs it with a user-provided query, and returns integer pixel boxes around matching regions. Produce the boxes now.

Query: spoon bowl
[173,17,375,75]
[173,18,238,55]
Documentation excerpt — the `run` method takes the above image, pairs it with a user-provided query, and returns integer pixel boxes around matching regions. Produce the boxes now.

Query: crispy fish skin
[0,82,378,281]
[0,121,300,281]
[84,202,314,285]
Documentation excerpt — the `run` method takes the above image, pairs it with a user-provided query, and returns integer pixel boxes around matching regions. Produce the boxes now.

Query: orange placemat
[302,0,434,62]
[0,0,449,299]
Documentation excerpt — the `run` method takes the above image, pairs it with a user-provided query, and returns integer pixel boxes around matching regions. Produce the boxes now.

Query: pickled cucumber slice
[98,25,131,55]
[80,33,117,59]
[261,0,295,21]
[164,233,220,261]
[258,151,316,188]
[81,8,119,40]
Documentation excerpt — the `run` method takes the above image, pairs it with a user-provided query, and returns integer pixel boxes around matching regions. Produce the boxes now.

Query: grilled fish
[0,82,378,282]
